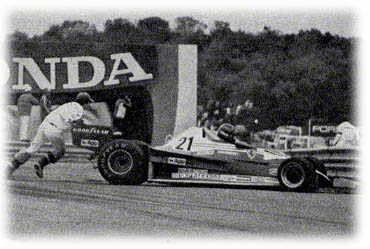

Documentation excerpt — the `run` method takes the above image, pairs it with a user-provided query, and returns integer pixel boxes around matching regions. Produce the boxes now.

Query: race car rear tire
[278,158,317,192]
[97,139,148,185]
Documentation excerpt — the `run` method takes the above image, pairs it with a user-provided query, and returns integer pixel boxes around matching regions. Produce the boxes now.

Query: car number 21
[175,137,194,151]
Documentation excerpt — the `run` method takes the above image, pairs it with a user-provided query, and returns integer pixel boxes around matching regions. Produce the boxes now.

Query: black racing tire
[278,158,317,192]
[97,139,148,185]
[305,157,333,188]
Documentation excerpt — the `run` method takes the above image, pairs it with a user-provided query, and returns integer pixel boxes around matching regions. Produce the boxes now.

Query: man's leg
[7,132,44,178]
[19,115,30,142]
[7,150,31,178]
[34,131,65,178]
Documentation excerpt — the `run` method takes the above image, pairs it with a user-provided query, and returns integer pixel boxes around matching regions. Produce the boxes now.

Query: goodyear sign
[71,124,113,151]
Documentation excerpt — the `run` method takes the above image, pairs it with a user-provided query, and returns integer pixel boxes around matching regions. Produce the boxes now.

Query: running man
[7,92,95,179]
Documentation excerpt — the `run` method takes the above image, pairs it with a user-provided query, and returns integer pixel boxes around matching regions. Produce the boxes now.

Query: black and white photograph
[1,0,369,246]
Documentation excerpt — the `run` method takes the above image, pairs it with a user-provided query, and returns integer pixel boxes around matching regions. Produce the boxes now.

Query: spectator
[206,100,215,120]
[222,102,235,125]
[210,117,222,131]
[199,110,210,128]
[114,96,132,119]
[198,100,215,129]
[235,104,243,119]
[112,96,132,135]
[213,101,221,116]
[233,99,261,143]
[17,85,38,142]
[210,101,228,131]
[234,100,249,126]
[40,88,52,121]
[197,105,204,127]
[330,121,360,147]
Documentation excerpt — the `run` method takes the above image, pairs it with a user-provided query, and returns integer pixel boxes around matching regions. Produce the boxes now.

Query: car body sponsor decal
[72,127,110,135]
[81,139,99,148]
[171,168,250,182]
[170,168,279,184]
[167,157,187,166]
[217,151,239,156]
[194,150,215,156]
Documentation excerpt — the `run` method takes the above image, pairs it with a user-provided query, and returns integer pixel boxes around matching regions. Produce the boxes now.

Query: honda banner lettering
[7,44,157,92]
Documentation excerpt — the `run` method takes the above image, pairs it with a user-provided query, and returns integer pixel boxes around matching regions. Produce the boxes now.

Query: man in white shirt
[7,92,95,179]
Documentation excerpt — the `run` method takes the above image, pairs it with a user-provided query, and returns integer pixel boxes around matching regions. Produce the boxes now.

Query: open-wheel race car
[71,123,333,192]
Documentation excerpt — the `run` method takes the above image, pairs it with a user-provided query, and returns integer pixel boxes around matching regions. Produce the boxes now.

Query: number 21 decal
[175,137,194,150]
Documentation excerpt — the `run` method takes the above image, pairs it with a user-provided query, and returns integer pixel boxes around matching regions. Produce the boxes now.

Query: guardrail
[285,146,360,188]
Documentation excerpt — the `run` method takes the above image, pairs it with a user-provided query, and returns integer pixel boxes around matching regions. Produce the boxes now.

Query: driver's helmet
[217,123,236,143]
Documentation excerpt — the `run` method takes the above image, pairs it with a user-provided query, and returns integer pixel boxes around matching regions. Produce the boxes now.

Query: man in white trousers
[7,92,95,179]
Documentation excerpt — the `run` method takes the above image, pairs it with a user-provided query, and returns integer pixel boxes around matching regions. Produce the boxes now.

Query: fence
[285,146,360,188]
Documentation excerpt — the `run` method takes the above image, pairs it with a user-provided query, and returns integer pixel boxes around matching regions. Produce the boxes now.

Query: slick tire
[278,158,317,192]
[97,139,148,185]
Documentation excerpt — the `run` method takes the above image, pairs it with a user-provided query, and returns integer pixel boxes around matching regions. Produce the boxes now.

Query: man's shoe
[34,164,44,178]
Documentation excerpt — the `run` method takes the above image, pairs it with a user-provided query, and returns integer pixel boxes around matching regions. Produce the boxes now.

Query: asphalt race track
[6,161,356,239]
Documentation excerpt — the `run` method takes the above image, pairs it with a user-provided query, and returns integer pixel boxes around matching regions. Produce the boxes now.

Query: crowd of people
[197,99,260,142]
[197,99,361,148]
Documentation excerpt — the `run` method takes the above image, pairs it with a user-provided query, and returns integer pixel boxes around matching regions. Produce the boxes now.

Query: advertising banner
[7,42,157,96]
[275,125,302,136]
[4,42,197,146]
[309,118,337,137]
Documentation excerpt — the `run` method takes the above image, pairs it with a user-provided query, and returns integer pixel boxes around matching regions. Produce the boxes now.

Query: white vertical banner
[174,45,197,136]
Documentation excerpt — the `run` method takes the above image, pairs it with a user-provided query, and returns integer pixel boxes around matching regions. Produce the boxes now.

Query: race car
[71,123,332,192]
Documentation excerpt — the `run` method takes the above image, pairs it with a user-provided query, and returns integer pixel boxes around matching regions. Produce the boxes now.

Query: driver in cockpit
[217,123,254,150]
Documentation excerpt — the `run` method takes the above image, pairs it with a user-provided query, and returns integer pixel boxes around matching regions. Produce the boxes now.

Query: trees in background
[8,16,356,129]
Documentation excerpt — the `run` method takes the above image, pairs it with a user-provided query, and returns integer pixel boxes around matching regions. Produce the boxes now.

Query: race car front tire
[278,158,317,192]
[97,139,148,185]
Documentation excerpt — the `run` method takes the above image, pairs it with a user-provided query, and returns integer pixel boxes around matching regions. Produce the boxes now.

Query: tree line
[8,16,356,130]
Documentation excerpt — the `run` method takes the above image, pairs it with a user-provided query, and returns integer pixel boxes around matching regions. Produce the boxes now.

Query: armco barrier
[285,146,360,188]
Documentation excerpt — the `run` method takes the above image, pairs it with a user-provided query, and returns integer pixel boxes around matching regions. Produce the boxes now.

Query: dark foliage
[8,17,356,129]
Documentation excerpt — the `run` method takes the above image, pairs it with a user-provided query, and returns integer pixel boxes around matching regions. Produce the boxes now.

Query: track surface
[7,161,356,238]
